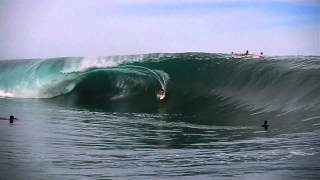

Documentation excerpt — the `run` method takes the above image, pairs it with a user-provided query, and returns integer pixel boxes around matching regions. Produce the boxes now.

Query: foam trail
[122,65,170,90]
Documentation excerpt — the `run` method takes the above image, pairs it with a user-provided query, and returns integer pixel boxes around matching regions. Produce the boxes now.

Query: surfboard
[232,54,261,59]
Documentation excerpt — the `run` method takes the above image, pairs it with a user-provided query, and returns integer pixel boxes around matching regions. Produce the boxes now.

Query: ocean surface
[0,53,319,179]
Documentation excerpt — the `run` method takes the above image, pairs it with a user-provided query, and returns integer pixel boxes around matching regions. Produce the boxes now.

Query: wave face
[1,53,320,123]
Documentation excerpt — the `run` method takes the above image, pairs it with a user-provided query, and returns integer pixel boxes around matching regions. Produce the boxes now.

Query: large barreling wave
[0,55,169,99]
[1,53,320,127]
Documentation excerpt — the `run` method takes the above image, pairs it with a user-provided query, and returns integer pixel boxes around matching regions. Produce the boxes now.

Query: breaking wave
[1,53,320,122]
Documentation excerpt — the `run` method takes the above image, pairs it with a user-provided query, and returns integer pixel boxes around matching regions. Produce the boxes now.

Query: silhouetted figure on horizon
[262,120,269,129]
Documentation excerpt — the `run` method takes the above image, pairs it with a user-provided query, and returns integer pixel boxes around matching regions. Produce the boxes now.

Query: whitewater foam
[62,57,120,73]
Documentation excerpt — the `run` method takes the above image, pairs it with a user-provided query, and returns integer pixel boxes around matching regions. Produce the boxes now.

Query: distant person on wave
[261,120,269,129]
[259,52,264,58]
[231,50,264,59]
[9,115,18,124]
[232,50,250,56]
[1,115,18,124]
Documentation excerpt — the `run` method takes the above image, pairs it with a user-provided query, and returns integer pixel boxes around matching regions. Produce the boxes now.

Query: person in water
[245,50,249,55]
[260,52,264,57]
[261,120,269,129]
[159,88,165,96]
[9,115,18,124]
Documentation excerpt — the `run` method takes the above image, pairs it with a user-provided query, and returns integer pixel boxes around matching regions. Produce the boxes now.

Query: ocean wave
[0,53,320,115]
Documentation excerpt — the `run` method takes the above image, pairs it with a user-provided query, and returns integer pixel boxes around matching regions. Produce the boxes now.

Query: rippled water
[0,99,319,179]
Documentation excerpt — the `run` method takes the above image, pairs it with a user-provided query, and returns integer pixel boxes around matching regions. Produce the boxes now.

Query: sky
[0,0,319,59]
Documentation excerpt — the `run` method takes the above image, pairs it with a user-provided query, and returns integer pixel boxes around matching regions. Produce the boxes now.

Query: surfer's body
[261,120,269,129]
[157,88,166,101]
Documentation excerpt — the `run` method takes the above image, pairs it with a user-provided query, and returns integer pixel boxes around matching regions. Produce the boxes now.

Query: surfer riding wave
[157,88,166,101]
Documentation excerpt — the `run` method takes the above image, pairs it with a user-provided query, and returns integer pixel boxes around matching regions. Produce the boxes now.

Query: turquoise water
[0,53,320,179]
